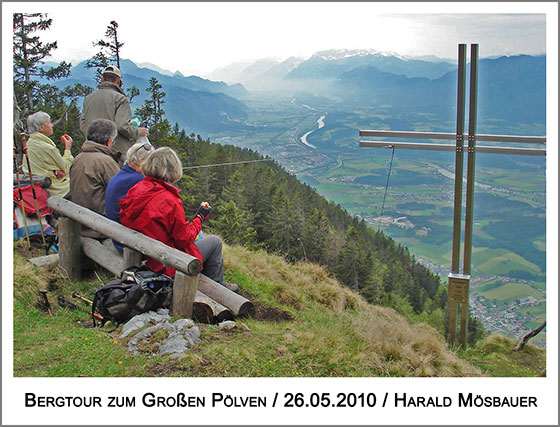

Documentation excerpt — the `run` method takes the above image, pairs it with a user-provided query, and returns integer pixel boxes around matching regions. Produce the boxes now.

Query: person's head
[125,141,155,173]
[142,147,183,184]
[101,65,122,87]
[27,111,53,136]
[86,119,117,147]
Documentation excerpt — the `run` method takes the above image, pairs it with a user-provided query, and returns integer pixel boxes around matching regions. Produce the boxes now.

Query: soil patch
[253,303,294,322]
[14,242,46,259]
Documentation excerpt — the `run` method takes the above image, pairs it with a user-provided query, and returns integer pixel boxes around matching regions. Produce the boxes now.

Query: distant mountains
[45,59,250,134]
[47,48,545,135]
[331,54,546,123]
[206,48,545,125]
[209,49,457,91]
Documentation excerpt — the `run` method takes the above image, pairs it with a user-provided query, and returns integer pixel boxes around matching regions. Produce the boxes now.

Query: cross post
[359,44,546,349]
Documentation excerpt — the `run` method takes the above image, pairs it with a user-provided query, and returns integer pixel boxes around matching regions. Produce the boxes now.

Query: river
[300,115,326,149]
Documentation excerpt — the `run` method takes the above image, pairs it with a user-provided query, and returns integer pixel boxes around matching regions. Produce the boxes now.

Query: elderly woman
[23,111,74,197]
[119,147,229,287]
[105,141,155,223]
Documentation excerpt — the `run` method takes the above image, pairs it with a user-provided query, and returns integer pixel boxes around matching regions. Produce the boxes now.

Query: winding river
[300,115,326,149]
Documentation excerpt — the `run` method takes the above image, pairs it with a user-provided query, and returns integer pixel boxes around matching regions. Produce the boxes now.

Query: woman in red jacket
[118,147,226,285]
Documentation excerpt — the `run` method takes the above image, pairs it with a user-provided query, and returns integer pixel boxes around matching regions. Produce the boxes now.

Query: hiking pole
[38,290,53,315]
[21,133,47,247]
[58,295,104,321]
[71,291,94,306]
[13,146,32,250]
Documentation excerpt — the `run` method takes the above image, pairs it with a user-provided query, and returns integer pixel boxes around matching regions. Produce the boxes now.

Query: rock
[124,312,201,358]
[120,308,171,338]
[218,320,236,330]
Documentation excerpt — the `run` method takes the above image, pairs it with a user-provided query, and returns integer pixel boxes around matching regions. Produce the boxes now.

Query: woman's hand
[60,134,73,151]
[196,202,212,221]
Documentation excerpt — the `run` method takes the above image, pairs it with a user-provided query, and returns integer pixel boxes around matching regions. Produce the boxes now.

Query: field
[208,93,547,340]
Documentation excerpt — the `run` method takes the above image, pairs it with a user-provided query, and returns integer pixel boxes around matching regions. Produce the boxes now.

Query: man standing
[70,119,120,238]
[80,65,148,164]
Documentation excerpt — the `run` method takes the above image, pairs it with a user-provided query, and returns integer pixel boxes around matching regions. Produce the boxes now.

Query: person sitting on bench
[105,140,155,224]
[118,147,237,291]
[23,111,74,198]
[70,119,120,238]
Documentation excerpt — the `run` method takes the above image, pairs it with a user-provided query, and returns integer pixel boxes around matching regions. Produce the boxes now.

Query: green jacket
[80,82,141,157]
[22,132,73,197]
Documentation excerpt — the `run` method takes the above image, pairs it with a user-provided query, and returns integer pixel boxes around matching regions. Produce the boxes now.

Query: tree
[335,226,370,291]
[86,20,123,81]
[13,13,71,116]
[209,200,259,249]
[301,208,330,264]
[135,77,167,141]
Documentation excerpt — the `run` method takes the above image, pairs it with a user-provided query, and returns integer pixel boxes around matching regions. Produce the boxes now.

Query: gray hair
[142,147,183,184]
[125,141,155,166]
[86,118,118,146]
[27,111,50,134]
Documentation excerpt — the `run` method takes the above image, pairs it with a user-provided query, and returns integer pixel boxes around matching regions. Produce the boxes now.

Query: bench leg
[58,217,82,280]
[172,271,199,319]
[123,247,143,269]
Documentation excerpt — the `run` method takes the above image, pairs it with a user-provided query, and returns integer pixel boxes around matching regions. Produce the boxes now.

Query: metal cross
[359,44,546,349]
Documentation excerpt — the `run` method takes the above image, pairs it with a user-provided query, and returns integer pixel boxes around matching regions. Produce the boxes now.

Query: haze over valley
[49,47,547,344]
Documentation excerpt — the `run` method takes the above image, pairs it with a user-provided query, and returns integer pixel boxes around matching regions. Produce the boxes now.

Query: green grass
[460,335,546,377]
[481,281,544,303]
[472,248,542,276]
[13,240,546,378]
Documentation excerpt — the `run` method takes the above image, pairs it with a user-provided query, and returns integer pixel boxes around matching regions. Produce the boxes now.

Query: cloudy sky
[4,2,553,77]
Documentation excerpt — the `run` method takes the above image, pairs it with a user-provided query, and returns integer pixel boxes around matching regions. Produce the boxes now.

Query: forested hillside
[155,126,485,343]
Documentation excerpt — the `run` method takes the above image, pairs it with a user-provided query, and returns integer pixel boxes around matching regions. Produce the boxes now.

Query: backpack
[92,266,173,327]
[13,184,57,249]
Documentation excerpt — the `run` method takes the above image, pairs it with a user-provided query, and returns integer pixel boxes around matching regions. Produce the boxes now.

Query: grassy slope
[13,242,545,377]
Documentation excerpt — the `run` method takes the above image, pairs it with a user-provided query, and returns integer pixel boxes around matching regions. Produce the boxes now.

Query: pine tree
[301,208,330,264]
[13,13,71,116]
[135,77,168,141]
[209,200,259,249]
[86,20,123,81]
[335,226,369,291]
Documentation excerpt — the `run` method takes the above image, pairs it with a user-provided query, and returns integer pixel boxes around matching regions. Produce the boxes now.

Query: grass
[472,248,542,276]
[481,281,544,303]
[12,241,544,378]
[460,335,546,377]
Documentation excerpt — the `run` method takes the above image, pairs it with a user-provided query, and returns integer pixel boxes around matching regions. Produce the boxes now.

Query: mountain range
[43,59,250,134]
[46,48,545,135]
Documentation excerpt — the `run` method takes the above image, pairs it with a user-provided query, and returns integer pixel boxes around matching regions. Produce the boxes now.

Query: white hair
[27,111,50,134]
[142,147,183,184]
[125,141,155,166]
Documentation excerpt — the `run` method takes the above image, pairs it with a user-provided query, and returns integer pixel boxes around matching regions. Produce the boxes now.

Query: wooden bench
[47,196,254,322]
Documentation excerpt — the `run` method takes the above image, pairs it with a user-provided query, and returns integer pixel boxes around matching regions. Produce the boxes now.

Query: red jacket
[118,176,202,277]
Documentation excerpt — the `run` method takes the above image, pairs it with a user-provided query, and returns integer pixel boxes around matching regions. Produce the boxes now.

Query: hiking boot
[223,281,239,293]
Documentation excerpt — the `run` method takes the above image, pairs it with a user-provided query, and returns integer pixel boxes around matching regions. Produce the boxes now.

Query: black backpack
[92,266,173,326]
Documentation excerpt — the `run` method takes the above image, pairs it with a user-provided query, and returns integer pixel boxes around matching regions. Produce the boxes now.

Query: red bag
[13,185,52,217]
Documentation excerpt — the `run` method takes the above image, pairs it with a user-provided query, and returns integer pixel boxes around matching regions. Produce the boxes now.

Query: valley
[209,94,547,344]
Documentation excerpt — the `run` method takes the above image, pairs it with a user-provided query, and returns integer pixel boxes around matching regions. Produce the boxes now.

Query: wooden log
[82,237,124,276]
[29,253,59,268]
[14,173,51,188]
[171,271,199,319]
[48,196,201,276]
[58,217,82,280]
[194,291,234,323]
[193,292,214,324]
[197,274,254,318]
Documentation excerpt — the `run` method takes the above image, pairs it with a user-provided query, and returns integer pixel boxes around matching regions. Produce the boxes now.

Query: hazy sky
[4,2,552,77]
